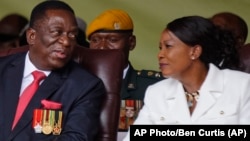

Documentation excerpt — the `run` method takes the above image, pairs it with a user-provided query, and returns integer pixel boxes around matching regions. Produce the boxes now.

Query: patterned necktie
[185,91,199,114]
[12,71,46,130]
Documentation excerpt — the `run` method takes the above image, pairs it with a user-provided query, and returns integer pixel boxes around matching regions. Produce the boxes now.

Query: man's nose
[59,33,71,47]
[99,40,109,49]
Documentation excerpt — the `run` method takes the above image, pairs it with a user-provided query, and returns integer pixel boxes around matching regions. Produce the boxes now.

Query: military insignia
[53,124,62,135]
[137,70,163,79]
[114,22,120,29]
[53,111,63,135]
[128,83,135,89]
[42,122,53,135]
[34,123,42,133]
[137,71,141,75]
[42,110,53,135]
[33,109,43,133]
[118,100,143,131]
[33,109,63,135]
[155,72,161,78]
[147,71,154,76]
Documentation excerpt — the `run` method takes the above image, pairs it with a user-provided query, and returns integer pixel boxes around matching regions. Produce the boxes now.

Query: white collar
[123,64,129,79]
[23,52,50,78]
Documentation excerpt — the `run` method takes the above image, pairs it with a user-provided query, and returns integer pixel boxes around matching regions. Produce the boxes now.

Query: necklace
[185,91,199,107]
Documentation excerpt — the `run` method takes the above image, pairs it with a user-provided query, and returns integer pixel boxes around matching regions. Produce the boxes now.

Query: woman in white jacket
[123,16,250,141]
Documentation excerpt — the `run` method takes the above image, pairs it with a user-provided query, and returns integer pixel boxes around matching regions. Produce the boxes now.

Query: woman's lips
[159,63,168,69]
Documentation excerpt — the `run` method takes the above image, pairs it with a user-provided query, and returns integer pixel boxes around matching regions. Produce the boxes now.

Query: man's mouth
[53,49,67,59]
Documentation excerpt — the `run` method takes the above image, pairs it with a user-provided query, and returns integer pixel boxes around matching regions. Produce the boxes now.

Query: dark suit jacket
[0,52,105,141]
[121,63,164,100]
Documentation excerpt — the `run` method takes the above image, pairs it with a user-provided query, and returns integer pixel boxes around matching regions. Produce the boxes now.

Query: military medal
[42,122,53,135]
[42,109,53,135]
[33,109,43,133]
[33,100,63,135]
[53,111,62,135]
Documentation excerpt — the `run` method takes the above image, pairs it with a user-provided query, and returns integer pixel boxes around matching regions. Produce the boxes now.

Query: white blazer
[123,63,250,141]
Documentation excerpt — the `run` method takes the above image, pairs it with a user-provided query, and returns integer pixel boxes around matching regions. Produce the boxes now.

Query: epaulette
[136,70,163,79]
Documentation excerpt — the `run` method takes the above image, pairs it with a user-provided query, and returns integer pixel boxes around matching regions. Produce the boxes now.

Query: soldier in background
[86,9,165,139]
[86,9,164,100]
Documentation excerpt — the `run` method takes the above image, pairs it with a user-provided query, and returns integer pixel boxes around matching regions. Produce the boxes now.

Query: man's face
[27,9,78,70]
[89,32,131,49]
[89,32,136,64]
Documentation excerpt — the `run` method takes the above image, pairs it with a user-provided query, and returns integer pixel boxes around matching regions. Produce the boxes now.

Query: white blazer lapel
[191,90,219,121]
[165,82,192,124]
[191,64,223,122]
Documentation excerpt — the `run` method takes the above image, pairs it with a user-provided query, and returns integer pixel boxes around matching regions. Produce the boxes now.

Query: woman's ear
[26,28,36,45]
[190,45,202,60]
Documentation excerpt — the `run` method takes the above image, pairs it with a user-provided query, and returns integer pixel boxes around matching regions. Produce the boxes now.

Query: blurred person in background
[0,13,28,51]
[210,12,250,73]
[76,17,89,48]
[210,12,248,50]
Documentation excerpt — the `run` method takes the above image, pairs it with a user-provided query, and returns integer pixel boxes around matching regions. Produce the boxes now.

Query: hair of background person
[0,13,28,42]
[210,12,248,47]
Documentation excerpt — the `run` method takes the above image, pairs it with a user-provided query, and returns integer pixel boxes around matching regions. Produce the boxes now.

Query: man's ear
[26,28,36,45]
[129,35,136,50]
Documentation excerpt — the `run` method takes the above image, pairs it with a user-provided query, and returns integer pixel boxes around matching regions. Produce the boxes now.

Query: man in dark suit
[0,1,105,141]
[86,9,165,138]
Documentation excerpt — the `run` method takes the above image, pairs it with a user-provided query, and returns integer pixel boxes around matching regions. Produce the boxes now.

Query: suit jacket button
[220,111,224,115]
[160,117,165,121]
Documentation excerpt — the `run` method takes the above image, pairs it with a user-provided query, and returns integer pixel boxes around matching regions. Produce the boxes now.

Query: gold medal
[53,111,62,135]
[42,109,53,135]
[42,122,53,135]
[53,123,62,135]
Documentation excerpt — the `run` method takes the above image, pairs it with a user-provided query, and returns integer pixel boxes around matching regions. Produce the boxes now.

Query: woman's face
[158,29,195,79]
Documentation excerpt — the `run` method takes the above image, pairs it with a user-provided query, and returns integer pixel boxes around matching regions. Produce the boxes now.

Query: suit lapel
[0,54,26,139]
[10,66,68,139]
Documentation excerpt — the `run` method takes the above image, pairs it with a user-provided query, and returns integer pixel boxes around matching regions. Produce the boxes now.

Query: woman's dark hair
[29,1,75,29]
[166,16,239,70]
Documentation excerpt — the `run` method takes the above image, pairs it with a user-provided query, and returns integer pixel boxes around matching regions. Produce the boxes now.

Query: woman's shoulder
[210,63,250,79]
[223,67,250,78]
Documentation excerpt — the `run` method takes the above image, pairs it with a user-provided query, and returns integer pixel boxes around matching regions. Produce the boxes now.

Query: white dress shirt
[19,52,50,95]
